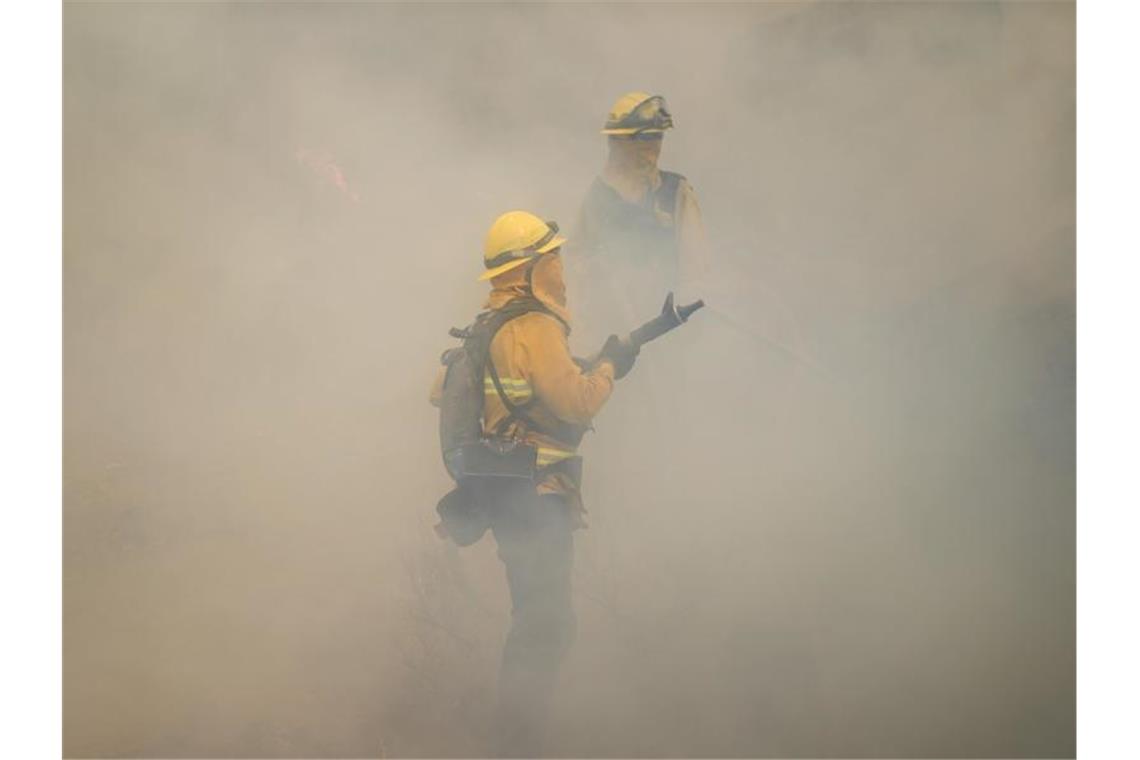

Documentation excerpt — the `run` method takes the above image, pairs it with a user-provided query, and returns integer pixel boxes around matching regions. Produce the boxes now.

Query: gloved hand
[598,334,640,380]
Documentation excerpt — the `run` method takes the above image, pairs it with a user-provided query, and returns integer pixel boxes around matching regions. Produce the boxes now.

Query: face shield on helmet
[601,93,674,138]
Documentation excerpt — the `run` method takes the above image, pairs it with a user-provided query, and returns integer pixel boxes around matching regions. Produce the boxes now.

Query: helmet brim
[477,235,566,281]
[600,127,669,136]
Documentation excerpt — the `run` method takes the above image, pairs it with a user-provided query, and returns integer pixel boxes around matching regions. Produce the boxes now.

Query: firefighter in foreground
[430,210,637,756]
[571,91,712,341]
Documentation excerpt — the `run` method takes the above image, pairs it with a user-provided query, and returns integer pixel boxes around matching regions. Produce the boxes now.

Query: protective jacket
[432,255,614,505]
[572,143,711,340]
[580,170,685,288]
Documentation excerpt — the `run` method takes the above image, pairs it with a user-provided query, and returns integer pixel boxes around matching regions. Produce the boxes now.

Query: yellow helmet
[479,210,567,281]
[601,91,674,137]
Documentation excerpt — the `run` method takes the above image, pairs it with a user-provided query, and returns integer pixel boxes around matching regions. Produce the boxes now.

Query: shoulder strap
[471,298,548,436]
[656,170,685,217]
[485,307,587,444]
[462,296,582,442]
[485,350,532,436]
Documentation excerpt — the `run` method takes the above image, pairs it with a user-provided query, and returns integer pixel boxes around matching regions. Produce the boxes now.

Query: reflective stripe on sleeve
[484,375,533,402]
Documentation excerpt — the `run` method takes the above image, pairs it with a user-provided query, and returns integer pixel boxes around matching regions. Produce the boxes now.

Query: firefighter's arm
[524,315,615,426]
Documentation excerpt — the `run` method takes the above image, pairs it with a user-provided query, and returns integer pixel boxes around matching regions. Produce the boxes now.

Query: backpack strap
[656,170,685,218]
[486,347,535,436]
[469,298,548,437]
[474,297,580,441]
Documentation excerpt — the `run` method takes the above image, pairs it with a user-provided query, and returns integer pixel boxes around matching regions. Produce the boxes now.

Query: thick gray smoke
[64,2,1074,757]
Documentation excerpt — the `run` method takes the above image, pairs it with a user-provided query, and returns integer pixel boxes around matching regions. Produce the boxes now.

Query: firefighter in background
[431,210,638,757]
[565,92,714,519]
[570,91,712,344]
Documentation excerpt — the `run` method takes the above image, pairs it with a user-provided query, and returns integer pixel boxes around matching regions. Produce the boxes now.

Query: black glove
[598,334,640,380]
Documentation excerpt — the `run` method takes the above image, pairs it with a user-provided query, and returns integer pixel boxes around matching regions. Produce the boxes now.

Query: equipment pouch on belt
[451,439,538,480]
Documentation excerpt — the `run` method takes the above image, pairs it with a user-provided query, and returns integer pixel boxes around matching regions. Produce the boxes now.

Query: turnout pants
[482,479,577,758]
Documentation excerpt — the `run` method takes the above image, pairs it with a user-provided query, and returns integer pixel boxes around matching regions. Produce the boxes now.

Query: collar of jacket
[485,256,572,326]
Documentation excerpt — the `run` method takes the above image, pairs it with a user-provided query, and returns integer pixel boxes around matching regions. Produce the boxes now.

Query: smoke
[64,2,1074,757]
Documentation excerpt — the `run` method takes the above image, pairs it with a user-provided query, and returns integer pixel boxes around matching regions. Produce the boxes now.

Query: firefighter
[571,91,712,341]
[431,210,637,756]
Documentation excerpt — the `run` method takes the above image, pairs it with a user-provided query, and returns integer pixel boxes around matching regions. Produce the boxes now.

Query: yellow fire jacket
[431,256,615,509]
[483,307,614,515]
[482,309,615,470]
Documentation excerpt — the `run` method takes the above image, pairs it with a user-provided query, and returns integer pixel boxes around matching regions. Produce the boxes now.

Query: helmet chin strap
[524,256,539,293]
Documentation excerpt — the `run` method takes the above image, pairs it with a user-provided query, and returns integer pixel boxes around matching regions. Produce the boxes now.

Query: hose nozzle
[628,291,706,347]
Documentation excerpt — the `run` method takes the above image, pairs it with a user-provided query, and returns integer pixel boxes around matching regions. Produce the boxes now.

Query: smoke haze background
[64,2,1074,757]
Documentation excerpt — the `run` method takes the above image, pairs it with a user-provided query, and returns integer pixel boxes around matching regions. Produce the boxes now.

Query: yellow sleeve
[521,314,615,426]
[675,179,712,284]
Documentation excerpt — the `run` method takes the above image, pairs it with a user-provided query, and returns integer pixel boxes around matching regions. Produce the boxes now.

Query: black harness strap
[473,297,548,436]
[474,296,576,441]
[656,170,684,217]
[486,355,533,436]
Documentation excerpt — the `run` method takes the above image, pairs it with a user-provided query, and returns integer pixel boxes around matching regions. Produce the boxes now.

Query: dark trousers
[482,480,577,758]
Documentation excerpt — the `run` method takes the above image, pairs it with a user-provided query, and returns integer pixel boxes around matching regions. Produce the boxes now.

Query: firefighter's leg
[490,488,576,757]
